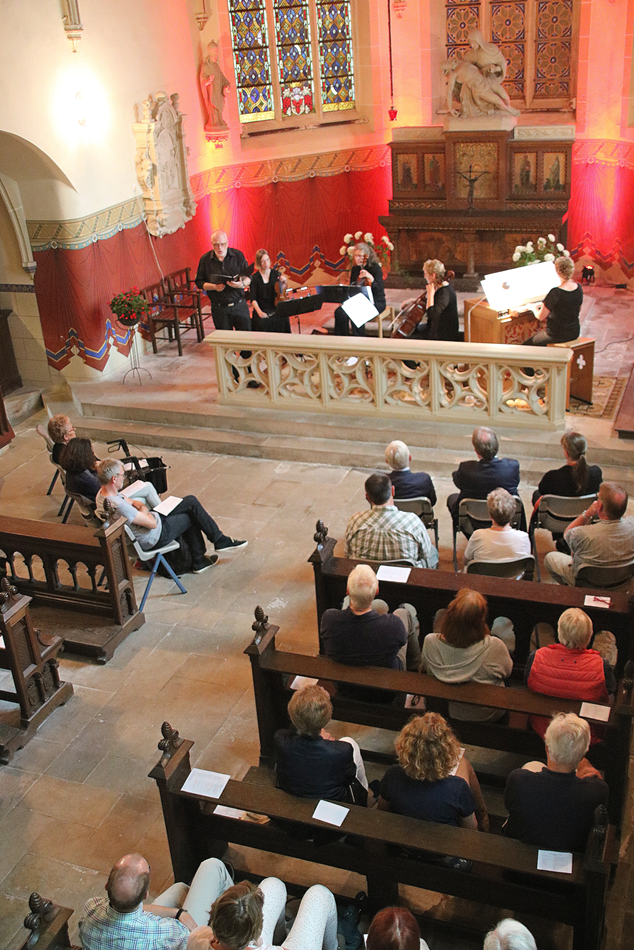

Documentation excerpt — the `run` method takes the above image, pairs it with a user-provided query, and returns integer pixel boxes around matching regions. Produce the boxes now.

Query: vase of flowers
[340,230,394,274]
[109,288,150,327]
[512,234,571,267]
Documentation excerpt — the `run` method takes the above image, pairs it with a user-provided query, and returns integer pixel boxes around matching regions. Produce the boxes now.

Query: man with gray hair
[195,229,251,332]
[504,712,608,852]
[320,563,421,700]
[385,440,436,505]
[447,426,522,526]
[545,480,634,586]
[483,919,537,950]
[463,488,530,568]
[96,458,246,574]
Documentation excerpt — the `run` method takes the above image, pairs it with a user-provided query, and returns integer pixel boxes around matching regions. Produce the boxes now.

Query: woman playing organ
[334,242,386,336]
[523,255,582,346]
[249,248,291,333]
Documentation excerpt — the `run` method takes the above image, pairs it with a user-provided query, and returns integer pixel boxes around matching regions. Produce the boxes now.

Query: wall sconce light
[387,0,397,122]
[393,0,407,15]
[196,0,209,31]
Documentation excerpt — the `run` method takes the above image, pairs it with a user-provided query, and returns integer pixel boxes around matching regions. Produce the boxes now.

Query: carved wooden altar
[380,129,573,278]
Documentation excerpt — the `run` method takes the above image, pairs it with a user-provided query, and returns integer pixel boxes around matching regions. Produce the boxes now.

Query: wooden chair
[166,267,204,342]
[466,555,535,581]
[530,493,597,580]
[141,281,183,356]
[394,495,439,552]
[453,496,524,570]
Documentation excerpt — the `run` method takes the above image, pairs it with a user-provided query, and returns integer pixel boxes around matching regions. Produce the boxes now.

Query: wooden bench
[309,523,634,674]
[8,893,76,950]
[0,514,143,662]
[245,607,634,829]
[150,723,613,950]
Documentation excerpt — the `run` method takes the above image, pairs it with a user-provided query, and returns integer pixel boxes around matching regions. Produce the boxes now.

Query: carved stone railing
[208,331,571,428]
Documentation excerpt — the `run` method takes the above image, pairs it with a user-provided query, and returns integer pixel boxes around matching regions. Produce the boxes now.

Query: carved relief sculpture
[442,30,520,118]
[200,40,231,134]
[132,92,196,237]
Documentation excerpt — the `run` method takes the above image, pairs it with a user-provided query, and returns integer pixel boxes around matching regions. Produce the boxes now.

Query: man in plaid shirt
[345,474,438,569]
[80,853,233,950]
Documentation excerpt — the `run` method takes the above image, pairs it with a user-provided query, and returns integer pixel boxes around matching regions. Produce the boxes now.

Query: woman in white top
[421,589,513,722]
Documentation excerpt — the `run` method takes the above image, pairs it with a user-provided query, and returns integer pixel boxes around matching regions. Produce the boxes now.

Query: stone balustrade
[208,331,572,428]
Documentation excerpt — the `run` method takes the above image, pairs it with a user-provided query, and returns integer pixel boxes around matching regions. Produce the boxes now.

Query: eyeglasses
[213,242,228,249]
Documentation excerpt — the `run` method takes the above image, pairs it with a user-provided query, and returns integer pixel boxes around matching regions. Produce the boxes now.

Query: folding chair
[63,490,101,528]
[36,423,64,501]
[529,493,598,580]
[394,496,439,555]
[453,496,523,571]
[575,563,634,592]
[124,525,186,612]
[466,555,536,581]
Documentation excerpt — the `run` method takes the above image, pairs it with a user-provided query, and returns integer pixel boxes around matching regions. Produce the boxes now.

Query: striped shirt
[345,504,438,568]
[80,897,188,950]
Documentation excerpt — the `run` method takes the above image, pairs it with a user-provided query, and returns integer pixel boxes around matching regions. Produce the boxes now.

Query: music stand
[276,291,324,334]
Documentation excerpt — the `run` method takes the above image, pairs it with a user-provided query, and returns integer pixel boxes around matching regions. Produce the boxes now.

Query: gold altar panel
[455,142,498,199]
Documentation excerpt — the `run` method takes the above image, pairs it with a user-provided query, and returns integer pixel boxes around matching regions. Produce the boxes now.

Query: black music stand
[276,291,324,334]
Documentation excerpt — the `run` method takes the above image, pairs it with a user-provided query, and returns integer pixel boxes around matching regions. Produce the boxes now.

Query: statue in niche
[442,30,520,118]
[200,40,230,130]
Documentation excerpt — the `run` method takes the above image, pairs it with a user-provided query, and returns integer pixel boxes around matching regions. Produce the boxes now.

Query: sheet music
[181,768,230,799]
[342,293,379,328]
[121,480,146,497]
[154,496,182,516]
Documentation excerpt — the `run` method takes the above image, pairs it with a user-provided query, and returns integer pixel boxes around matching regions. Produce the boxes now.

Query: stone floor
[2,279,634,948]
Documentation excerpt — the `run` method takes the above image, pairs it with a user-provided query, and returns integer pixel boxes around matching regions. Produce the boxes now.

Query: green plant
[109,288,150,325]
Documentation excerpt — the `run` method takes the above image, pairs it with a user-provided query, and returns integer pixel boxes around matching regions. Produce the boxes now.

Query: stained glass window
[491,1,526,100]
[533,0,573,100]
[275,0,315,116]
[445,3,481,61]
[229,0,275,123]
[316,1,355,111]
[229,0,355,124]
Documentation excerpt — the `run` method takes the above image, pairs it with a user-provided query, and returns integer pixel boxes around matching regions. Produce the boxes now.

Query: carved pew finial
[158,722,183,766]
[0,576,20,612]
[252,606,270,644]
[314,520,328,546]
[24,892,56,933]
[102,498,114,528]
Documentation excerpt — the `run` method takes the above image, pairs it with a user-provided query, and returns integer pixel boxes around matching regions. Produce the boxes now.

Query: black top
[195,247,250,308]
[424,284,460,341]
[350,261,386,313]
[543,284,583,342]
[250,269,281,315]
[52,443,64,465]
[380,765,475,826]
[274,729,357,802]
[532,462,603,505]
[504,766,608,852]
[389,469,437,507]
[65,468,100,502]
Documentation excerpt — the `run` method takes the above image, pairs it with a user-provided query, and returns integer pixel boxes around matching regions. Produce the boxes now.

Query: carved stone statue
[442,30,519,119]
[199,40,230,130]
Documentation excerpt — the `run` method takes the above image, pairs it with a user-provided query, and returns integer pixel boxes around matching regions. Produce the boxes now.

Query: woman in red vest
[526,608,615,740]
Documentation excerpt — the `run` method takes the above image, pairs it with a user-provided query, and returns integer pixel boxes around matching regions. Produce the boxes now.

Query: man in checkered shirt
[80,853,233,950]
[345,473,438,569]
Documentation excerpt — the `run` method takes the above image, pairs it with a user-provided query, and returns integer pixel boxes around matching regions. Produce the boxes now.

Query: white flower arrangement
[512,235,570,267]
[341,229,394,269]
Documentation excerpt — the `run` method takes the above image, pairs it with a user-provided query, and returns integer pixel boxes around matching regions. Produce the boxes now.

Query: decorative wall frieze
[514,126,576,141]
[28,197,144,251]
[572,139,634,170]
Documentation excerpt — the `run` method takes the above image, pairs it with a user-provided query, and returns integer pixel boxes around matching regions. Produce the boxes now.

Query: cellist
[393,260,460,341]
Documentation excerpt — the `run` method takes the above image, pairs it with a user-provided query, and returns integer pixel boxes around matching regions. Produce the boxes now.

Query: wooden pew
[244,608,634,829]
[0,514,143,662]
[309,523,634,674]
[7,893,76,950]
[150,723,613,950]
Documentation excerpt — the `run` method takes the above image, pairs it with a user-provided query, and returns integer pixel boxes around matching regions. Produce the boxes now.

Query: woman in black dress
[249,248,291,333]
[411,259,459,341]
[532,430,602,505]
[334,242,386,336]
[524,255,582,346]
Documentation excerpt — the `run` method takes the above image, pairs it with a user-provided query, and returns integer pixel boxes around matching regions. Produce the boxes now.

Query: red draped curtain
[568,159,634,276]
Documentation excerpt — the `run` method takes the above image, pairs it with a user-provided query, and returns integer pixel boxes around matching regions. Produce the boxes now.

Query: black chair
[466,555,536,581]
[530,493,597,580]
[393,496,439,557]
[453,496,524,571]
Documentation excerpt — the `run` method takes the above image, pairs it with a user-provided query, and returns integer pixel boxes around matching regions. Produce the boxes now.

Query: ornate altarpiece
[132,93,196,238]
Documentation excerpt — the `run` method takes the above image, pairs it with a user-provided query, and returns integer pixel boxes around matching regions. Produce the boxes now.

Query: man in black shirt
[195,230,252,331]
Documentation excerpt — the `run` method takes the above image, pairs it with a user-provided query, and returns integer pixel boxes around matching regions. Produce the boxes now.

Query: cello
[390,270,455,339]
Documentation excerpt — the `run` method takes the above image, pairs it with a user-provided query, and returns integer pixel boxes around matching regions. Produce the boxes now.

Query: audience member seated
[526,607,615,740]
[96,458,246,573]
[345,473,438,569]
[187,878,338,950]
[447,426,522,527]
[544,481,634,586]
[47,414,76,465]
[274,684,369,805]
[385,440,436,506]
[366,906,430,950]
[62,438,162,509]
[463,488,530,568]
[320,564,422,704]
[421,589,513,722]
[504,712,608,852]
[80,852,232,949]
[532,430,602,506]
[378,713,488,837]
[483,919,537,950]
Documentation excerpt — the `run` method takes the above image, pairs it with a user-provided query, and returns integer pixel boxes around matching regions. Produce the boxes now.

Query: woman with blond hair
[524,255,582,346]
[413,259,459,341]
[377,713,487,833]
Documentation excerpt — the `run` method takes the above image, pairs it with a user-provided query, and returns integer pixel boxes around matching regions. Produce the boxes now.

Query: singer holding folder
[195,230,252,332]
[334,243,386,336]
